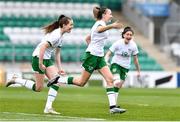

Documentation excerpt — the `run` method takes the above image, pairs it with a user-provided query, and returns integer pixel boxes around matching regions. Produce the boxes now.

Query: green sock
[32,84,36,91]
[67,77,74,84]
[114,87,119,93]
[50,84,59,91]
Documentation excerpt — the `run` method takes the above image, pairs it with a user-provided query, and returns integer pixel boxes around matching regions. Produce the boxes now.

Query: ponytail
[43,21,59,34]
[93,6,100,19]
[43,15,71,34]
[97,7,107,20]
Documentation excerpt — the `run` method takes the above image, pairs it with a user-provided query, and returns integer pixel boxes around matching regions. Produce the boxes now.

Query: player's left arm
[105,50,112,63]
[55,48,66,75]
[85,34,91,45]
[97,21,123,33]
[133,55,140,77]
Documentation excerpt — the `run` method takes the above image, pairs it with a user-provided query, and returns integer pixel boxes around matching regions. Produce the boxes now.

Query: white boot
[44,107,60,115]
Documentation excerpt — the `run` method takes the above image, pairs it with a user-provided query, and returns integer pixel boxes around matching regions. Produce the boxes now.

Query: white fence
[6,71,179,88]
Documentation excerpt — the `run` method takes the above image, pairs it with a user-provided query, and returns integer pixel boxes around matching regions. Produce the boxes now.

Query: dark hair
[96,7,108,20]
[122,26,134,38]
[43,15,71,34]
[93,6,100,19]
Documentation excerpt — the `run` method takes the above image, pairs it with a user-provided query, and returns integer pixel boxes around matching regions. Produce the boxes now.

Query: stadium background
[0,0,180,121]
[0,0,180,87]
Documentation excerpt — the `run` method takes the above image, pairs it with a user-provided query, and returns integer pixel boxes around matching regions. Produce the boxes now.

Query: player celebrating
[6,15,74,114]
[105,26,141,106]
[47,7,126,114]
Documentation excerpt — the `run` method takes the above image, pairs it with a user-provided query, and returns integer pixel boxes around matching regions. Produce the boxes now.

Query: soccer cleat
[110,107,126,114]
[6,75,18,87]
[47,75,60,87]
[44,108,60,115]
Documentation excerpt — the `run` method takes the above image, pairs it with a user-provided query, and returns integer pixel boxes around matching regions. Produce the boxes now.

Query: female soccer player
[105,26,141,106]
[47,7,126,114]
[6,15,74,114]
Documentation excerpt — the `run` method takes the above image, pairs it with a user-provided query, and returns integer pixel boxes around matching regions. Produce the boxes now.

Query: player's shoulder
[130,39,137,46]
[46,28,58,37]
[95,20,106,26]
[51,28,60,35]
[114,39,123,45]
[47,28,61,40]
[130,40,138,49]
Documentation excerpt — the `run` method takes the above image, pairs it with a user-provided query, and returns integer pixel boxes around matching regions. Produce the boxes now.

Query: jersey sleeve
[46,31,59,47]
[109,42,118,53]
[57,41,62,48]
[132,43,139,56]
[98,21,105,26]
[96,21,106,29]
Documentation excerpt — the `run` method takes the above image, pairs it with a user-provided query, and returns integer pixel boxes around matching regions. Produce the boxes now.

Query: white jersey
[109,39,138,69]
[86,20,109,57]
[32,28,63,59]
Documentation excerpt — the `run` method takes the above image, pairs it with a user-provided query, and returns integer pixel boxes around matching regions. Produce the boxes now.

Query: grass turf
[0,86,180,121]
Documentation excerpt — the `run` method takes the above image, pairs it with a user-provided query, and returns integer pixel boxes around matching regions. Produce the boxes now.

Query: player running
[6,15,74,115]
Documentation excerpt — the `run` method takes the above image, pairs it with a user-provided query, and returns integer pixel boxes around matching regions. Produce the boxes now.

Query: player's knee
[106,77,114,86]
[114,80,123,88]
[114,81,121,88]
[79,82,86,87]
[76,82,85,87]
[78,78,88,87]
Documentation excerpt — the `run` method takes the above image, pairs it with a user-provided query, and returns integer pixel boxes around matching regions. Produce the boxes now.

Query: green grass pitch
[0,86,180,121]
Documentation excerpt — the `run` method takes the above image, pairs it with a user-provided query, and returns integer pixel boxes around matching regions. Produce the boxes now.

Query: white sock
[106,88,116,108]
[15,78,35,90]
[113,80,121,105]
[45,86,58,109]
[115,92,119,105]
[57,76,68,84]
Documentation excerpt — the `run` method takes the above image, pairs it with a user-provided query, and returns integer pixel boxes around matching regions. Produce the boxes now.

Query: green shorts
[32,56,54,74]
[82,52,107,74]
[110,63,129,81]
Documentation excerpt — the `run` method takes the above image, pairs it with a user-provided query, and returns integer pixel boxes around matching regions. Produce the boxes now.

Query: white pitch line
[0,112,105,121]
[137,103,149,106]
[127,103,149,107]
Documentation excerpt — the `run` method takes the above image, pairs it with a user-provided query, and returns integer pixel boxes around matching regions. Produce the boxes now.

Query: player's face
[104,9,113,22]
[64,20,74,33]
[124,31,133,42]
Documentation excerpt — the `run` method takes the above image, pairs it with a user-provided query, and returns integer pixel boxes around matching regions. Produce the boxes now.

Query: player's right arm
[39,42,50,71]
[105,41,117,64]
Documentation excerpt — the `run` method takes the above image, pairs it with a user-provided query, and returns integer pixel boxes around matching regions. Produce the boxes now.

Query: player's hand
[112,21,123,29]
[58,69,66,76]
[39,63,46,72]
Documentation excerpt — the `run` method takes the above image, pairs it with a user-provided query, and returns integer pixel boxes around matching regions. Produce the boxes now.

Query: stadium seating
[160,2,180,65]
[0,0,163,71]
[0,0,122,11]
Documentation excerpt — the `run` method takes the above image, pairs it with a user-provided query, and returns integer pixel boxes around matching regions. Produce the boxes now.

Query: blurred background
[0,0,180,88]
